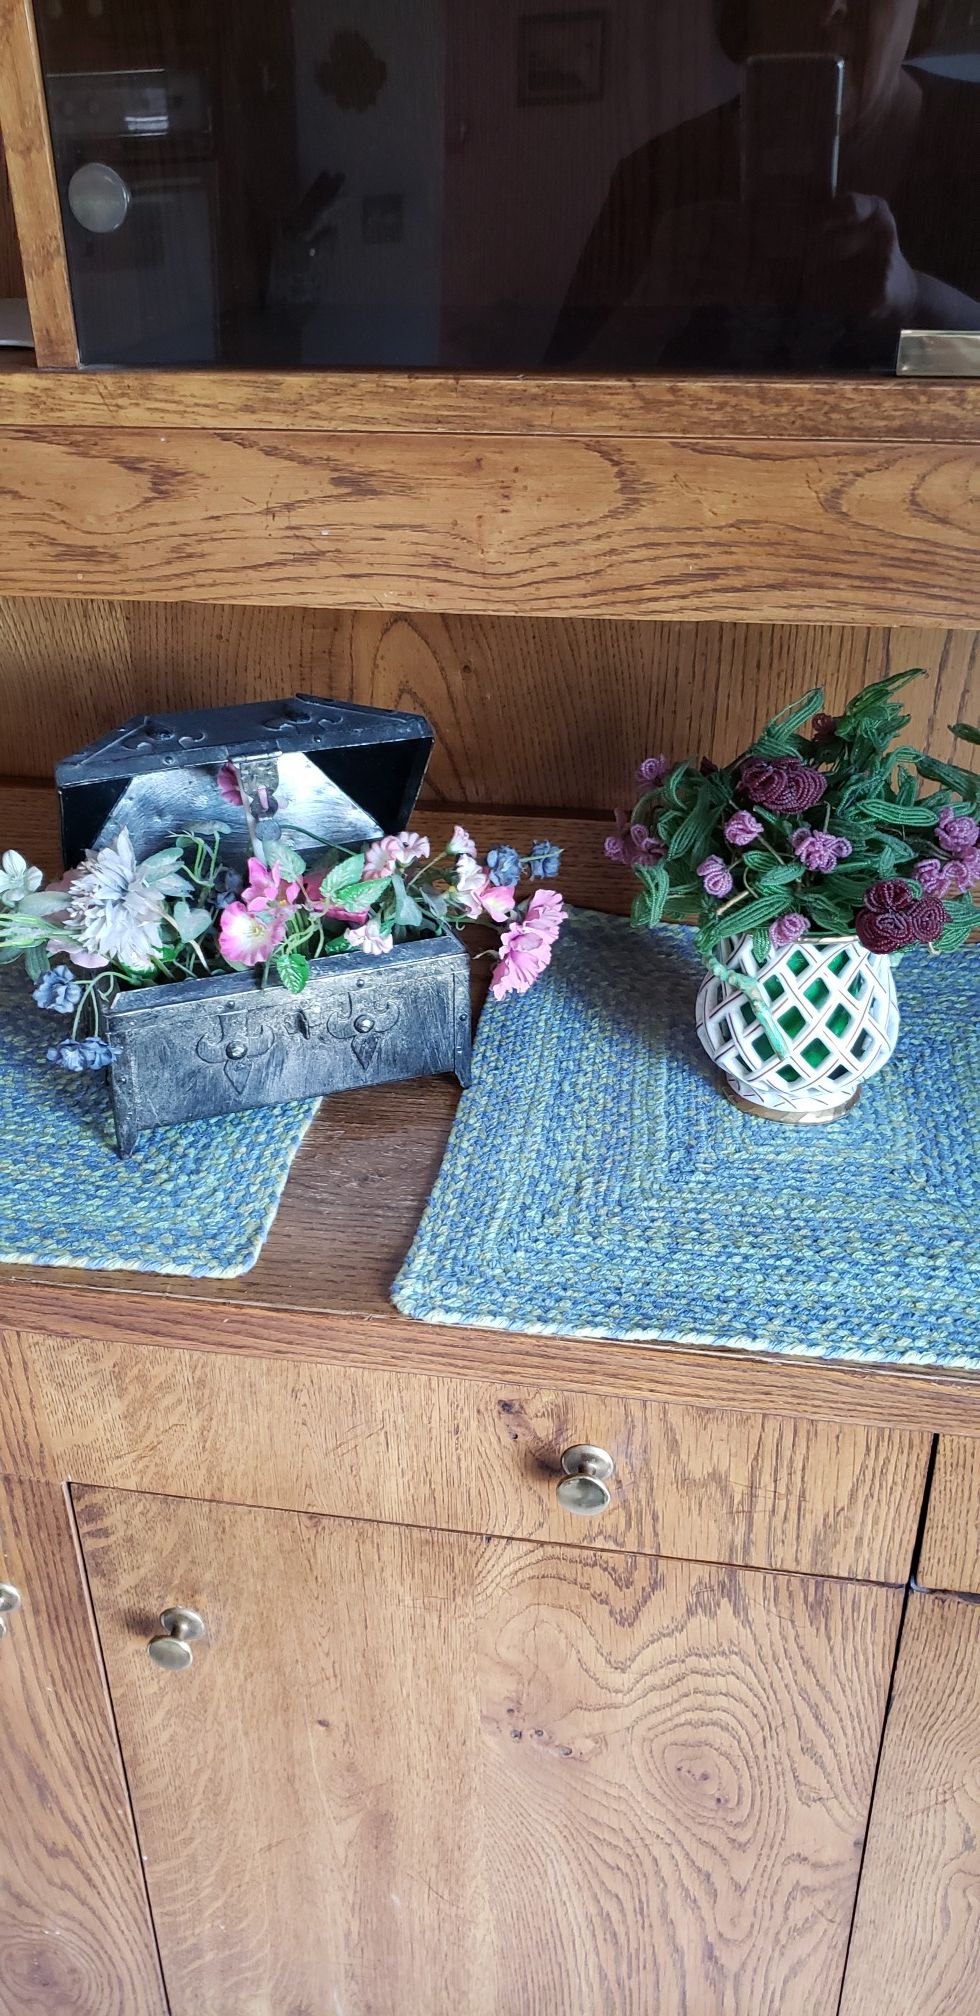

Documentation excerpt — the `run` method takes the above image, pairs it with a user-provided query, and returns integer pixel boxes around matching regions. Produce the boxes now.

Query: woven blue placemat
[394,910,980,1368]
[0,973,319,1277]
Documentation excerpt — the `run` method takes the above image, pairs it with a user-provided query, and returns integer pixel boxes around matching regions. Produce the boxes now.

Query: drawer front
[2,1327,928,1583]
[918,1436,980,1596]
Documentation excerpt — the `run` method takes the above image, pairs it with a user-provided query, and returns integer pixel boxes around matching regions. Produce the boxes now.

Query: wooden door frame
[0,0,77,365]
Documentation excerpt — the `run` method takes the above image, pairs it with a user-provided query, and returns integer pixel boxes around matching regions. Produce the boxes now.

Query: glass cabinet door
[31,0,980,372]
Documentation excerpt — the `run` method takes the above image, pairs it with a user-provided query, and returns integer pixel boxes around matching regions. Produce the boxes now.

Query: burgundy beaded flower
[855,874,948,952]
[855,907,916,953]
[737,757,827,815]
[862,878,917,914]
[810,712,839,743]
[909,896,949,944]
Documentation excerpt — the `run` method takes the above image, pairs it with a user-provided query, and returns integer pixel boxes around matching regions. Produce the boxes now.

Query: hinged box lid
[56,694,434,870]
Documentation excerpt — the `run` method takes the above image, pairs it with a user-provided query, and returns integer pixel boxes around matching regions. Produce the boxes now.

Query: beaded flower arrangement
[607,669,979,966]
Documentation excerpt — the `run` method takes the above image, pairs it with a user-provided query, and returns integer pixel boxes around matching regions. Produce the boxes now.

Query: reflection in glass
[34,0,980,373]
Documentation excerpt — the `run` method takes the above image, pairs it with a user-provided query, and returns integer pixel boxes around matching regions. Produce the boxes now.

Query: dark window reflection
[34,0,980,372]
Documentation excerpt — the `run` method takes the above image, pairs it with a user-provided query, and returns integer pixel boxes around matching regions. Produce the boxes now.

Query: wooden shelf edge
[0,369,978,443]
[0,422,974,626]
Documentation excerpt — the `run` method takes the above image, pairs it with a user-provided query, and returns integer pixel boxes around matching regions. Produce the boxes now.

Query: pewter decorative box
[56,697,472,1156]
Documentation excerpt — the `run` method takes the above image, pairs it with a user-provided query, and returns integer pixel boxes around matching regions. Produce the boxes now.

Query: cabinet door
[840,1590,980,2016]
[917,1436,980,1596]
[76,1484,901,2016]
[0,1477,165,2016]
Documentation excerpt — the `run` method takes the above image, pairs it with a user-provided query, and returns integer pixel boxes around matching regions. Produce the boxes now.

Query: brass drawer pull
[556,1446,614,1516]
[0,1583,22,1640]
[148,1606,207,1671]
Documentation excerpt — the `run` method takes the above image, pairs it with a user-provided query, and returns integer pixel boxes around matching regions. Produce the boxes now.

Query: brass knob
[0,1583,22,1639]
[556,1445,614,1516]
[147,1606,206,1671]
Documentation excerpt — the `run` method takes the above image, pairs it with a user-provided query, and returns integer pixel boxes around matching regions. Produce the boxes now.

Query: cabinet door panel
[0,1478,165,2016]
[840,1590,980,2016]
[918,1436,980,1595]
[76,1483,901,2016]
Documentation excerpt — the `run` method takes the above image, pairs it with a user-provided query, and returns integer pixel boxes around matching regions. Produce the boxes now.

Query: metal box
[56,697,472,1155]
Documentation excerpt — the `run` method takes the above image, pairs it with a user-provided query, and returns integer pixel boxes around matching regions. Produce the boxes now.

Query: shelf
[0,372,976,624]
[2,371,980,439]
[2,779,980,1438]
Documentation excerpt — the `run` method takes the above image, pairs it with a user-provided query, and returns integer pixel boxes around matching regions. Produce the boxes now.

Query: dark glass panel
[32,0,980,372]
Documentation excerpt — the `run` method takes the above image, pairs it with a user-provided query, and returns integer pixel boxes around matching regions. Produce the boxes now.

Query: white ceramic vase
[695,931,900,1123]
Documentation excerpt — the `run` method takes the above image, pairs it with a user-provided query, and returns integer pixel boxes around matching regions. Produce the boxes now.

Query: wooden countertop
[1,779,978,1438]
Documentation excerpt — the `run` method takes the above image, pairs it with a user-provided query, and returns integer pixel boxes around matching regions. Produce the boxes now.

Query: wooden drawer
[918,1437,980,1596]
[2,1326,929,1583]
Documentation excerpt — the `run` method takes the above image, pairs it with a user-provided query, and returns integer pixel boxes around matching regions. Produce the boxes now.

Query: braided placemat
[0,972,318,1277]
[394,910,979,1368]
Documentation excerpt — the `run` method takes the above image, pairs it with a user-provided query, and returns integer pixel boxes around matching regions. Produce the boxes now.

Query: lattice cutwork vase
[695,932,900,1122]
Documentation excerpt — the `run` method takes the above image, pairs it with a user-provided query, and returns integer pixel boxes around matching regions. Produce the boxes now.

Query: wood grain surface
[918,1437,980,1596]
[0,370,979,441]
[839,1589,980,2016]
[0,1328,929,1583]
[0,1476,164,2015]
[0,138,25,302]
[2,783,980,1440]
[1,603,977,798]
[75,1483,902,2016]
[0,0,76,366]
[0,426,976,624]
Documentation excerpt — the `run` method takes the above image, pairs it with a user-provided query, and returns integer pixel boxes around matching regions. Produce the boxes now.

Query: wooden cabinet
[75,1481,902,2016]
[839,1589,980,2016]
[0,1476,164,2016]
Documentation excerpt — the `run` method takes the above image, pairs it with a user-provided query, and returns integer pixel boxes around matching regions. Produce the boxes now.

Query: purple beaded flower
[738,757,827,815]
[769,912,808,951]
[949,846,980,891]
[791,827,853,873]
[636,755,670,787]
[696,855,734,899]
[723,811,763,846]
[916,858,956,897]
[604,812,666,868]
[936,808,980,857]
